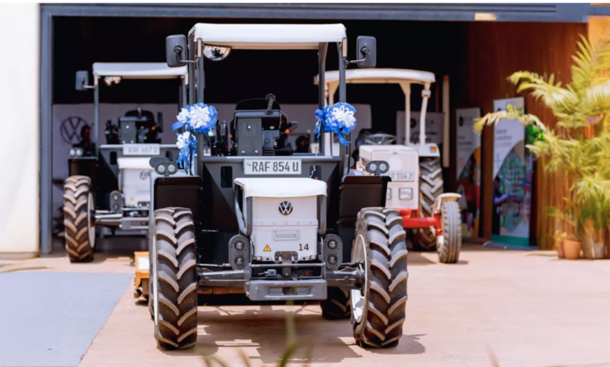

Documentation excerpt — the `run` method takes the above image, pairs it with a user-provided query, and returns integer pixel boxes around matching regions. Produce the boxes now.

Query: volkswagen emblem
[139,171,150,180]
[278,201,293,216]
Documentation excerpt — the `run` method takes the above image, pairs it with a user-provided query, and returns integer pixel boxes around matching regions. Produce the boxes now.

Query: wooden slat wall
[452,22,587,249]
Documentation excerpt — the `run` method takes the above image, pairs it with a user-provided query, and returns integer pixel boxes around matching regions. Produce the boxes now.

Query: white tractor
[316,69,462,263]
[65,63,185,262]
[143,22,411,350]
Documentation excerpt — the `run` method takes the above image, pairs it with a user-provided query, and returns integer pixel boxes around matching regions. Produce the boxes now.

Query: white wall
[0,4,39,258]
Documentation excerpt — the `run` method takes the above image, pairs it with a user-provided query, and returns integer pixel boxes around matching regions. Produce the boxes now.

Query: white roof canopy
[189,23,346,50]
[92,63,187,79]
[234,178,327,198]
[315,69,436,87]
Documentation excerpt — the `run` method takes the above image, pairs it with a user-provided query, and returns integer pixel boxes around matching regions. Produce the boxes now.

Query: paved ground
[1,243,609,367]
[0,272,130,367]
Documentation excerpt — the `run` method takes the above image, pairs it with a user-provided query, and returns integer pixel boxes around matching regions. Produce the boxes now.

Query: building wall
[453,21,588,248]
[0,4,40,258]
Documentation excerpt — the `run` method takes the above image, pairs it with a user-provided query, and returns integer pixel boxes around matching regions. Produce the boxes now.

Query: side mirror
[166,35,188,67]
[75,71,89,91]
[356,36,377,68]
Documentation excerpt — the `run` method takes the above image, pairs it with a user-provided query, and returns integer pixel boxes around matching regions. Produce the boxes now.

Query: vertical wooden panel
[453,22,587,247]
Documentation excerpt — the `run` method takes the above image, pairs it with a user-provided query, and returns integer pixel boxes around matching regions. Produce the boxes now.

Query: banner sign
[492,98,531,247]
[455,108,481,238]
[396,111,444,146]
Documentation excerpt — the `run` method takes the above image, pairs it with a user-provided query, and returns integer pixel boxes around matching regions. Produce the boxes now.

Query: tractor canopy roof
[92,63,187,79]
[315,68,435,88]
[188,23,346,50]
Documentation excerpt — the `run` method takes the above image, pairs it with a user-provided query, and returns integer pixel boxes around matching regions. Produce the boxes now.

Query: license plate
[244,159,302,175]
[123,144,160,156]
[388,171,415,181]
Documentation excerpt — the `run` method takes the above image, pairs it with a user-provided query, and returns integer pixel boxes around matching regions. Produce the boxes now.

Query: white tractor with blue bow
[316,69,462,264]
[142,23,409,351]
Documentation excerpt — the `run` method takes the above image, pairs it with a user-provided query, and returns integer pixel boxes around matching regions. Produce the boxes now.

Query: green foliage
[474,35,610,233]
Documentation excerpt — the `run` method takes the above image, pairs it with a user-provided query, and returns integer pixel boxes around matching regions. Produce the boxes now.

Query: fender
[151,172,203,223]
[433,193,462,213]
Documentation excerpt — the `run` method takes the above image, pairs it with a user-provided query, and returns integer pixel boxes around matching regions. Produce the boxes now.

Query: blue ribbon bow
[314,102,357,146]
[172,103,218,171]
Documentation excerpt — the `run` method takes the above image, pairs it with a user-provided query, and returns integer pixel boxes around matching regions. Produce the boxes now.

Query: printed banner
[455,108,481,238]
[492,98,531,247]
[396,111,444,146]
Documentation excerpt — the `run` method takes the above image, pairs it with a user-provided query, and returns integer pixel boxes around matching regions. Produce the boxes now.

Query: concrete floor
[1,244,609,367]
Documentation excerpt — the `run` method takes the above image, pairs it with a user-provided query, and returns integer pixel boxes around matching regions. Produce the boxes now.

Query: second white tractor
[316,68,462,263]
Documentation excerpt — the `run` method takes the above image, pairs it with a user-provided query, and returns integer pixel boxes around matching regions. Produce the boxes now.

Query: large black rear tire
[153,208,198,350]
[63,175,95,262]
[437,201,461,264]
[321,287,351,320]
[351,208,408,348]
[414,157,444,251]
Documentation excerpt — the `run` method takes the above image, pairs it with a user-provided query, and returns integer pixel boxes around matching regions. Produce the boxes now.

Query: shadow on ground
[158,305,426,365]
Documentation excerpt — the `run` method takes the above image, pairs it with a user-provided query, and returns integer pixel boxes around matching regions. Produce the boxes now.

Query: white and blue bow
[172,103,217,171]
[172,103,218,134]
[175,131,197,171]
[314,102,357,146]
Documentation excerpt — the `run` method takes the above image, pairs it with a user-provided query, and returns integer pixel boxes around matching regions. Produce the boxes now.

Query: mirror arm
[348,47,370,65]
[174,46,196,64]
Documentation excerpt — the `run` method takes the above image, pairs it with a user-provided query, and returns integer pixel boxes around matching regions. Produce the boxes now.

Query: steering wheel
[357,132,397,146]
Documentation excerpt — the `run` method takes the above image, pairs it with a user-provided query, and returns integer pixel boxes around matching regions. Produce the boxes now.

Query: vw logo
[278,201,293,216]
[139,171,150,180]
[60,116,89,144]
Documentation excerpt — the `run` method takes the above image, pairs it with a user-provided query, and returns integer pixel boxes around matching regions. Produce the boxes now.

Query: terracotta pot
[563,239,581,259]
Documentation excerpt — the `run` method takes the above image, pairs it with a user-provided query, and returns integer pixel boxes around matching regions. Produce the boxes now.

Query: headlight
[167,163,177,174]
[379,162,389,174]
[70,149,76,156]
[399,188,413,200]
[368,162,377,173]
[156,164,166,175]
[386,188,392,200]
[75,148,83,156]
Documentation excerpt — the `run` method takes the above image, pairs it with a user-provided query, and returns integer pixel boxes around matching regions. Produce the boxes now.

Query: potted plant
[475,36,610,259]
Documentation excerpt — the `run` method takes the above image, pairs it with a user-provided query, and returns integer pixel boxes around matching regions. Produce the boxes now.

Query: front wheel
[152,207,198,350]
[351,208,408,348]
[437,201,461,264]
[414,157,444,251]
[63,175,95,262]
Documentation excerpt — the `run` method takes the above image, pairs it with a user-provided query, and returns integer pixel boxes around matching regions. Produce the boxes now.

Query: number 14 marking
[298,244,309,251]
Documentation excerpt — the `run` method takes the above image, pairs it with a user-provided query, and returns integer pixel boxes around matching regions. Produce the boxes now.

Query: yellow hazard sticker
[263,244,271,252]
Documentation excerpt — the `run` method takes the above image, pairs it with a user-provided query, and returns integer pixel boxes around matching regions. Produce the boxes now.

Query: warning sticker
[263,245,271,252]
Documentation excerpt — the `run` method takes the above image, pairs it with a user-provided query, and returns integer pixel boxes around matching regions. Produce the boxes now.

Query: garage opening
[50,15,586,252]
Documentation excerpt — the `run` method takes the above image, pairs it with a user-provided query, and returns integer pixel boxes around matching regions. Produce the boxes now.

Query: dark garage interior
[47,9,588,251]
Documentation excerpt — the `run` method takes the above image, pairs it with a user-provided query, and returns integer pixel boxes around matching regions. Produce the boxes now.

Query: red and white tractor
[316,68,462,263]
